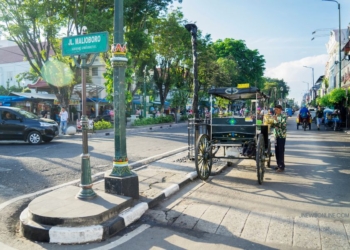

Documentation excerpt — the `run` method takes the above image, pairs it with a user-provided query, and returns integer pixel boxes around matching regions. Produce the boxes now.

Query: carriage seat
[211,117,256,140]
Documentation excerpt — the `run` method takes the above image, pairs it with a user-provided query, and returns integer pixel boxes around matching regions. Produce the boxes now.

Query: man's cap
[274,104,283,110]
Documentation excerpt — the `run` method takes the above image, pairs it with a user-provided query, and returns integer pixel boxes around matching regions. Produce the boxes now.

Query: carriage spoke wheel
[266,139,271,168]
[256,134,265,185]
[195,134,213,180]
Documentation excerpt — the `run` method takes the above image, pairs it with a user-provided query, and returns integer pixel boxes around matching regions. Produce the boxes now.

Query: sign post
[62,31,108,200]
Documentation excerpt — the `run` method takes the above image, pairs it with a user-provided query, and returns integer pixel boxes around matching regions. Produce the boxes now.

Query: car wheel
[27,131,42,144]
[43,138,53,143]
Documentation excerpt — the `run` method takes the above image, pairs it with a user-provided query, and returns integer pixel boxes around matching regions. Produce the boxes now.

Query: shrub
[180,115,188,121]
[133,115,174,126]
[93,120,113,130]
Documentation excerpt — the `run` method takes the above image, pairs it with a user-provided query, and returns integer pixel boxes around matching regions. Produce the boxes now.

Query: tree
[102,0,179,109]
[149,10,192,112]
[262,77,289,106]
[0,0,91,110]
[213,38,266,88]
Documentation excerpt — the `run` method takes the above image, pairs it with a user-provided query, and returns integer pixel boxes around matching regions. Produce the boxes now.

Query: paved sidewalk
[0,150,228,248]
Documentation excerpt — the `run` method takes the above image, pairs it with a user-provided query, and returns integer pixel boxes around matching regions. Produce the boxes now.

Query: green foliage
[93,120,113,130]
[329,88,345,104]
[0,85,29,95]
[180,115,188,121]
[215,96,230,109]
[171,88,189,110]
[213,38,266,88]
[262,77,289,105]
[150,10,192,112]
[132,115,174,126]
[316,95,331,107]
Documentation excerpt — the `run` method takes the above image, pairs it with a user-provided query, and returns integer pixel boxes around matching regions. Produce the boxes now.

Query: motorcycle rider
[299,105,311,128]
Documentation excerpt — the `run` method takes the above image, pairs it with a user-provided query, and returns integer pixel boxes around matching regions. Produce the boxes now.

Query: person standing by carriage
[316,106,323,130]
[272,104,287,172]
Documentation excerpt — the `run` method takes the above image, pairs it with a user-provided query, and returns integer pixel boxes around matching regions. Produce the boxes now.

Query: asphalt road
[0,125,188,204]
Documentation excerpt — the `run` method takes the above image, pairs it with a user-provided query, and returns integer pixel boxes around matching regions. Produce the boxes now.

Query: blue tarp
[0,96,28,102]
[0,96,29,106]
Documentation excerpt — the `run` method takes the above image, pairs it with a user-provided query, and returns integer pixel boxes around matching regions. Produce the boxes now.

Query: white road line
[93,224,151,250]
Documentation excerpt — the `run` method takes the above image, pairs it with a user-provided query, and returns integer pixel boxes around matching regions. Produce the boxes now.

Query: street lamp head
[82,26,88,34]
[322,0,338,3]
[185,23,197,33]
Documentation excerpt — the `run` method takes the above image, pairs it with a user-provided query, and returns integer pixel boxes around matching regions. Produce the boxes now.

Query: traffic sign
[62,32,109,56]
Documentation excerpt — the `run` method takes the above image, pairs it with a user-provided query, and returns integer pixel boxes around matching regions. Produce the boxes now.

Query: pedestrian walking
[40,107,47,118]
[59,107,68,135]
[272,104,287,172]
[316,106,323,130]
[260,107,268,116]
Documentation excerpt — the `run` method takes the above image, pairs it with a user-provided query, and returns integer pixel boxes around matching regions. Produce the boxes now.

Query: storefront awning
[10,92,57,100]
[87,97,109,103]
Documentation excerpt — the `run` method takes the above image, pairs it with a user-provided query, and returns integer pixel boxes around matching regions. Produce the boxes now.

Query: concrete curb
[20,170,199,244]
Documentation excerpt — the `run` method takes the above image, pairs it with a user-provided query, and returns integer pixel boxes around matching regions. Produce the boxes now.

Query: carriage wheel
[266,139,271,168]
[256,134,265,185]
[195,134,213,180]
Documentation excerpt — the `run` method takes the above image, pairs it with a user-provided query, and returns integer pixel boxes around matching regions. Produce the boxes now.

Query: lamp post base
[76,154,97,200]
[104,171,139,199]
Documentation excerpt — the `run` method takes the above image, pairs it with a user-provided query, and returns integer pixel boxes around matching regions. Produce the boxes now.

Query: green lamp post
[104,0,139,199]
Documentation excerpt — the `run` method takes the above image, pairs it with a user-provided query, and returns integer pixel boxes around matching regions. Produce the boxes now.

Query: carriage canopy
[208,86,268,101]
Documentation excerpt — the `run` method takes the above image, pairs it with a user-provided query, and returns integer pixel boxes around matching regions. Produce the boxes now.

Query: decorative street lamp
[105,0,139,199]
[280,87,284,107]
[303,66,314,99]
[76,27,97,200]
[185,23,199,119]
[143,65,148,118]
[142,67,154,118]
[322,0,341,89]
[303,81,310,102]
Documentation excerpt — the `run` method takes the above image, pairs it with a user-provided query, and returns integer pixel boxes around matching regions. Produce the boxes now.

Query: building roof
[27,78,50,89]
[0,45,26,64]
[0,41,55,64]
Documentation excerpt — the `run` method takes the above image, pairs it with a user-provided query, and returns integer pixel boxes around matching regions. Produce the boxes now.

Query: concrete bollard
[66,126,77,135]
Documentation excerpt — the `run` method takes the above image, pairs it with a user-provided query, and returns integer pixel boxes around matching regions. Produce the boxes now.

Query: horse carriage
[194,85,272,184]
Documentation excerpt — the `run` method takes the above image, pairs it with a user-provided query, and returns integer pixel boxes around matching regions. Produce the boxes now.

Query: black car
[0,107,59,144]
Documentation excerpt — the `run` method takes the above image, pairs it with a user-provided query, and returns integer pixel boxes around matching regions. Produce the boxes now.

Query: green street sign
[62,31,109,56]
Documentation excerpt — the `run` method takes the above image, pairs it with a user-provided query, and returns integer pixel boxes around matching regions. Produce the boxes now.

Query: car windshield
[18,109,39,119]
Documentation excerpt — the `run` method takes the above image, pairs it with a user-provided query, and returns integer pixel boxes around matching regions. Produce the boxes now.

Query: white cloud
[265,54,328,104]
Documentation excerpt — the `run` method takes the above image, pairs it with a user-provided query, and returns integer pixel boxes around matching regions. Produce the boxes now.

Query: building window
[92,67,98,76]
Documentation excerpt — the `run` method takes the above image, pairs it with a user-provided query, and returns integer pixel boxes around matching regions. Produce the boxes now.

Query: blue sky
[173,0,350,104]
